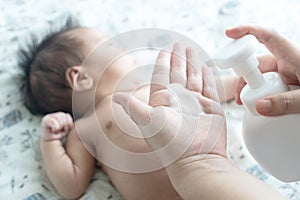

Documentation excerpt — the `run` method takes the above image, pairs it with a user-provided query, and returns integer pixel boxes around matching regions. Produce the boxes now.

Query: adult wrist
[167,154,235,175]
[165,154,238,193]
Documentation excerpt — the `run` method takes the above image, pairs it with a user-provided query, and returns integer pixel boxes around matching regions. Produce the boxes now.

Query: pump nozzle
[209,35,265,89]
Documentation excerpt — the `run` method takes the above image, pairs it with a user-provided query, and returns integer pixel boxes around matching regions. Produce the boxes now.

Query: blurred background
[1,0,300,199]
[2,0,300,69]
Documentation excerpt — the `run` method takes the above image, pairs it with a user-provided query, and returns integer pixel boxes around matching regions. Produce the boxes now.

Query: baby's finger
[170,43,187,87]
[51,132,67,140]
[46,118,60,132]
[186,47,203,93]
[55,113,73,130]
[65,113,74,128]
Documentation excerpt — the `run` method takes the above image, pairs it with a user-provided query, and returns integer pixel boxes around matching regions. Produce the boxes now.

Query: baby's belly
[93,89,181,199]
[101,165,182,200]
[94,129,181,199]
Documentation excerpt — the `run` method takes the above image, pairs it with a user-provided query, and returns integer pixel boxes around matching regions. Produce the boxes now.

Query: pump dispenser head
[210,35,265,89]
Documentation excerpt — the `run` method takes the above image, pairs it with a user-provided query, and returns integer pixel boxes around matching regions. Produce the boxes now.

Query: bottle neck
[233,55,265,89]
[243,68,265,89]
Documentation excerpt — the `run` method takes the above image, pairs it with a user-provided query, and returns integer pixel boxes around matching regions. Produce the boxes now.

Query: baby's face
[75,28,139,99]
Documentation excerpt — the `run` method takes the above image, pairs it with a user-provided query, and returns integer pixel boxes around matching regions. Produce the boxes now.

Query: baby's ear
[66,66,94,91]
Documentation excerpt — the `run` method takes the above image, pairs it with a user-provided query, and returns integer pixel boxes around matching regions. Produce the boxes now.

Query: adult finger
[113,92,152,126]
[202,67,220,102]
[150,50,171,95]
[235,76,246,105]
[194,92,224,116]
[225,25,293,60]
[256,89,300,116]
[149,89,170,107]
[257,54,278,72]
[113,92,169,143]
[186,47,203,93]
[170,43,187,87]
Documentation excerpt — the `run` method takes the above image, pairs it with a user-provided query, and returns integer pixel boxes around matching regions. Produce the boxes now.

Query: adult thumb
[113,92,152,127]
[256,90,300,116]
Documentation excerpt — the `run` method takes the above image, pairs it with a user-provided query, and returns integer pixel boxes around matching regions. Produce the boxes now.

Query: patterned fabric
[1,0,300,199]
[0,73,122,200]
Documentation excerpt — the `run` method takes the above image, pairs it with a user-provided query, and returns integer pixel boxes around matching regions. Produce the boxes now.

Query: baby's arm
[40,112,96,199]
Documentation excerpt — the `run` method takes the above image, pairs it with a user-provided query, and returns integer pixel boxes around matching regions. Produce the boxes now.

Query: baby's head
[19,17,137,116]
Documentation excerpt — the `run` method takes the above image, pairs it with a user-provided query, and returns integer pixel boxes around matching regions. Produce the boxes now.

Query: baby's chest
[94,98,151,155]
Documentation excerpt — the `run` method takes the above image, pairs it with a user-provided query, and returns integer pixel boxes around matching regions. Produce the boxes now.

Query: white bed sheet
[1,0,300,199]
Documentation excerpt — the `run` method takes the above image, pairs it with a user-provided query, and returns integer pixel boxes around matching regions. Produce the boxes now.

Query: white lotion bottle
[211,35,300,182]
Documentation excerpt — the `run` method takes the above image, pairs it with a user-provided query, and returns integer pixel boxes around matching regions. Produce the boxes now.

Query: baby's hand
[41,112,73,141]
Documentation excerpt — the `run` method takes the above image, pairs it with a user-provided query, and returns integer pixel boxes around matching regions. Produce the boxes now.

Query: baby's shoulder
[74,96,119,140]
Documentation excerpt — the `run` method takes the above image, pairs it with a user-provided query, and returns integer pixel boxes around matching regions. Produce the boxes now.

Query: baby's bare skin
[61,86,182,200]
[40,28,238,199]
[95,87,181,200]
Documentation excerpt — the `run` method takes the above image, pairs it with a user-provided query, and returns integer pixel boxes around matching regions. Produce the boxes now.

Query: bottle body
[243,112,300,182]
[241,72,300,182]
[240,72,289,115]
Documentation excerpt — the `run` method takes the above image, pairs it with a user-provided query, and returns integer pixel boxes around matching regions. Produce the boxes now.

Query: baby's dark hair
[19,17,85,115]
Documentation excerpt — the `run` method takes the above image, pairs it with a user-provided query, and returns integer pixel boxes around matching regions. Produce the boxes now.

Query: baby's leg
[215,75,239,103]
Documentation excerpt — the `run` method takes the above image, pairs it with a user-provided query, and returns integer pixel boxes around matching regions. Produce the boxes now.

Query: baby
[19,17,238,199]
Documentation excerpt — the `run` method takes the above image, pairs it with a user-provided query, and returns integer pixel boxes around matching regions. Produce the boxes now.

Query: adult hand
[113,43,227,164]
[113,44,287,200]
[226,25,300,116]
